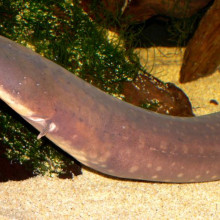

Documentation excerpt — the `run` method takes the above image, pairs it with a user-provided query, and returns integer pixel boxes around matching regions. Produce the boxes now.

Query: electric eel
[0,35,219,183]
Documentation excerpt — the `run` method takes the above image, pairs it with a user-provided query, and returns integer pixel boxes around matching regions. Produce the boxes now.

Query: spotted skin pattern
[0,35,219,183]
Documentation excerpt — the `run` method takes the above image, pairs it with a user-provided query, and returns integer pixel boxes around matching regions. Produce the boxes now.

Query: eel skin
[0,35,219,183]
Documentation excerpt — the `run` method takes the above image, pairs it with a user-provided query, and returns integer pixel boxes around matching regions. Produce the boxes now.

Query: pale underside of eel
[0,35,219,183]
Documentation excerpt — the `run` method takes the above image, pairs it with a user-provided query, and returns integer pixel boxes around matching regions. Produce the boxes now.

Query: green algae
[0,101,76,177]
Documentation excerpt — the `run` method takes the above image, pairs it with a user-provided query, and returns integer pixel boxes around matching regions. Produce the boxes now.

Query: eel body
[0,35,219,183]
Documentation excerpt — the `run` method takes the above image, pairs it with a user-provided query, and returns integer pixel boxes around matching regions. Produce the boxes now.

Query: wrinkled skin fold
[0,35,219,183]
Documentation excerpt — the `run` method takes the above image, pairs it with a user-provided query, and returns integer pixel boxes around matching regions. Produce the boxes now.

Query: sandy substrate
[0,47,220,219]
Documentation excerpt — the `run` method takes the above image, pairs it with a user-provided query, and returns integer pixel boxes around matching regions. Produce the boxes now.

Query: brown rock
[180,0,220,83]
[122,73,194,116]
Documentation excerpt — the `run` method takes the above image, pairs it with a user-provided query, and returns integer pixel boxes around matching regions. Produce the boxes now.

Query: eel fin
[37,121,56,139]
[37,124,50,140]
[37,123,51,139]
